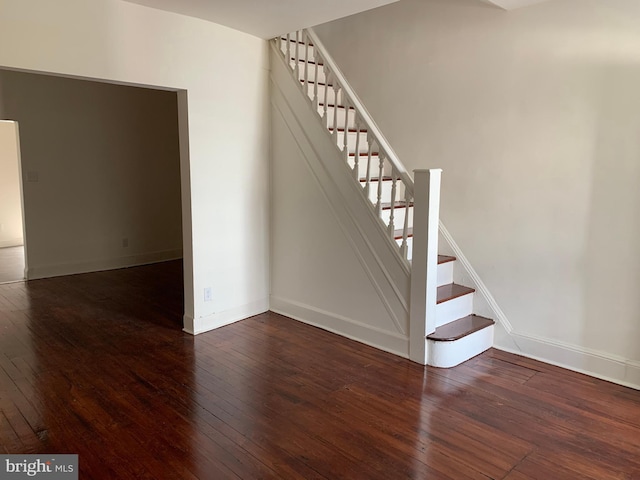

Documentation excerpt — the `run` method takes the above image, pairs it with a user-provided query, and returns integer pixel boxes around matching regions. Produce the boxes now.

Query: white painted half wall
[0,121,23,248]
[0,0,270,333]
[315,0,640,388]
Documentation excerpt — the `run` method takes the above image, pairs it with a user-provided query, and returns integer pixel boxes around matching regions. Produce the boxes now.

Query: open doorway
[0,70,192,329]
[0,120,25,284]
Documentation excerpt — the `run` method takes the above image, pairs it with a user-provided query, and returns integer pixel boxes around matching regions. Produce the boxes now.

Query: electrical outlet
[122,238,129,248]
[204,287,213,302]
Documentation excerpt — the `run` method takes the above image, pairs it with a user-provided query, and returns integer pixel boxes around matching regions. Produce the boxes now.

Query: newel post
[409,169,441,364]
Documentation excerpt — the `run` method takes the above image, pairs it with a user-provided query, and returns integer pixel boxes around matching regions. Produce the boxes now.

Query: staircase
[273,31,494,368]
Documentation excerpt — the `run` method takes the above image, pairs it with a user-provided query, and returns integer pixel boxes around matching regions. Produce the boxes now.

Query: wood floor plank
[0,260,639,479]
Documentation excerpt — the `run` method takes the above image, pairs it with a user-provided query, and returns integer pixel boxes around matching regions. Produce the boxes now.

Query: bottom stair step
[426,315,495,368]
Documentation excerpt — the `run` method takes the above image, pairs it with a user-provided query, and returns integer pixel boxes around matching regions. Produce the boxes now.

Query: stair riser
[294,62,327,84]
[362,180,405,205]
[437,261,454,288]
[347,154,380,178]
[322,106,357,130]
[436,293,473,328]
[427,325,494,368]
[336,131,370,154]
[305,85,343,106]
[380,207,413,231]
[282,41,318,63]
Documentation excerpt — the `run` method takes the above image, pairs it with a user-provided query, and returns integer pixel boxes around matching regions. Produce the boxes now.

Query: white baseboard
[27,248,183,280]
[0,239,23,248]
[270,295,409,358]
[186,298,269,335]
[495,332,640,390]
[439,221,640,390]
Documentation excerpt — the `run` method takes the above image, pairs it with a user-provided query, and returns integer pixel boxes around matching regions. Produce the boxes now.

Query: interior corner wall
[0,0,270,333]
[0,70,183,278]
[0,120,23,248]
[314,0,640,375]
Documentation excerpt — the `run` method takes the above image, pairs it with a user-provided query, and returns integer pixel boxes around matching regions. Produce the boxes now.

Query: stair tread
[291,57,324,66]
[381,201,414,210]
[301,79,334,87]
[319,103,355,111]
[328,128,368,133]
[438,255,456,264]
[427,314,495,341]
[281,37,313,46]
[437,283,475,304]
[348,152,379,157]
[361,175,393,183]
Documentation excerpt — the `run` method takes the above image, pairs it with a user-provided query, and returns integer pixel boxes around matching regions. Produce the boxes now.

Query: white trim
[496,332,640,390]
[27,249,183,280]
[188,297,269,335]
[270,295,409,358]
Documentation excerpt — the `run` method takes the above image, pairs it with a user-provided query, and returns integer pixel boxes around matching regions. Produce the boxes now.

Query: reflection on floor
[0,245,25,284]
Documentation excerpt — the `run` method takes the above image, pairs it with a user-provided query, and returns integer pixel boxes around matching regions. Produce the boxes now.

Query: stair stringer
[270,42,412,350]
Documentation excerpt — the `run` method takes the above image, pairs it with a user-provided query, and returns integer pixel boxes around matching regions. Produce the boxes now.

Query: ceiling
[123,0,400,39]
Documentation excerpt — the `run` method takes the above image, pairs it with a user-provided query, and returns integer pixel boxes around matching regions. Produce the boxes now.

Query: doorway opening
[0,120,25,284]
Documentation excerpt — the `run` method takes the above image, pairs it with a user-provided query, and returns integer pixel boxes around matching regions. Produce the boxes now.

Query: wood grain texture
[0,261,639,479]
[427,314,494,341]
[0,246,25,284]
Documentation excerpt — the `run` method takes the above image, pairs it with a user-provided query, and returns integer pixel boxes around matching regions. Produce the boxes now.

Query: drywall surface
[0,70,182,277]
[0,0,270,332]
[0,121,23,248]
[270,104,408,355]
[315,0,640,369]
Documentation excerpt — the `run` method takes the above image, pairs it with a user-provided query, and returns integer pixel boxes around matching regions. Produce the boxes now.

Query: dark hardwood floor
[0,246,25,284]
[0,261,639,479]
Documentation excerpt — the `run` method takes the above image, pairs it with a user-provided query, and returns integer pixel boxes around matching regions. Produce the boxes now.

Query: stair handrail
[304,29,414,198]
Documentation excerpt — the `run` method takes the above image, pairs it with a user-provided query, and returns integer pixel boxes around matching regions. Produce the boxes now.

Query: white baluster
[313,55,319,106]
[400,189,411,260]
[376,154,385,215]
[365,138,374,197]
[345,103,352,149]
[343,101,350,154]
[303,31,309,92]
[294,31,300,80]
[286,33,291,63]
[323,69,329,119]
[353,119,361,181]
[387,166,398,235]
[332,83,339,135]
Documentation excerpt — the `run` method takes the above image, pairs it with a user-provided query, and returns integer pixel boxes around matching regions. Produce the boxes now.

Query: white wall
[0,0,270,333]
[0,121,23,248]
[315,0,640,382]
[0,70,182,278]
